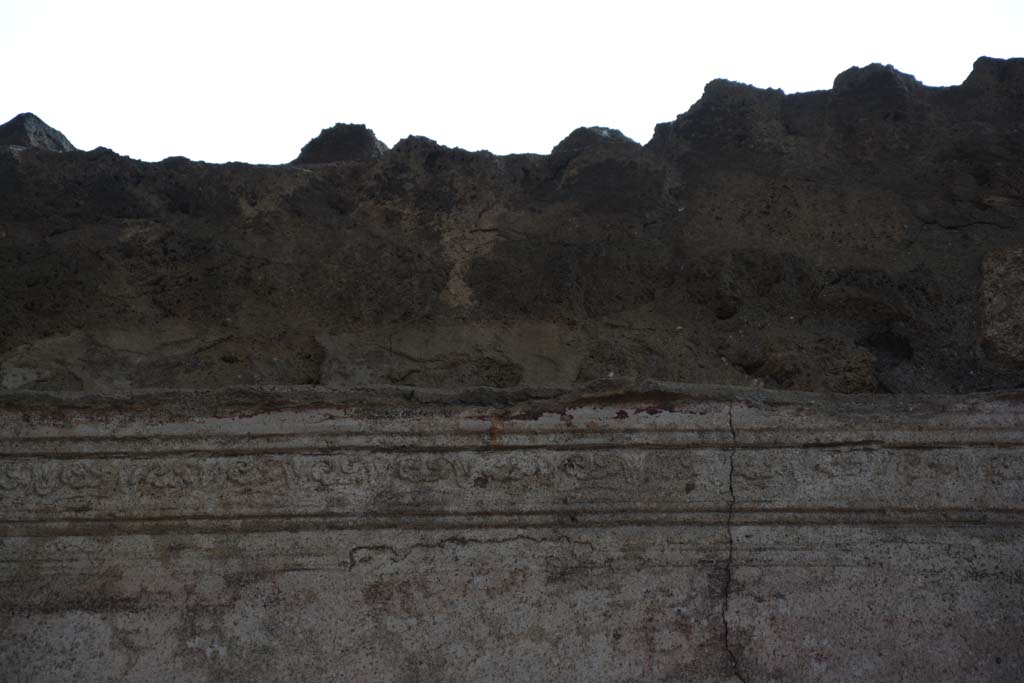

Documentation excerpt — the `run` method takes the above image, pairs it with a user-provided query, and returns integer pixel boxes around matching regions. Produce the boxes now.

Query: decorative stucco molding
[2,385,1023,680]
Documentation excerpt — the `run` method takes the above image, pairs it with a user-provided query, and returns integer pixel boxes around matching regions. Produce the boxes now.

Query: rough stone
[292,123,388,163]
[980,246,1024,366]
[2,58,1023,395]
[0,112,76,152]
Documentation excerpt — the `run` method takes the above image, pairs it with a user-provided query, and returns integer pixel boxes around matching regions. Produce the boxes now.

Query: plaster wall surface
[0,385,1022,681]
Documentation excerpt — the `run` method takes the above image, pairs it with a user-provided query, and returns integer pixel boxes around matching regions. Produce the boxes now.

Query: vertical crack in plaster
[724,402,747,683]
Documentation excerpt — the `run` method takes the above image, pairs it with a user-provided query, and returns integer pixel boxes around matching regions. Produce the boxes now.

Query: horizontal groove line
[4,441,1024,459]
[3,517,1023,539]
[3,429,734,443]
[2,506,1022,523]
[2,427,1023,443]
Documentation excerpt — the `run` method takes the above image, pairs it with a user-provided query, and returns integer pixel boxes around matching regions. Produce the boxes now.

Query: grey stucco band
[2,385,1023,681]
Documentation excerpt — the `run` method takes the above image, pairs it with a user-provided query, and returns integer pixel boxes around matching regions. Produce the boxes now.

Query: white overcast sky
[2,0,1022,164]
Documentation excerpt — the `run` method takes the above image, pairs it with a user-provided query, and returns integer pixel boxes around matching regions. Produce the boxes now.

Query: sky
[2,0,1022,164]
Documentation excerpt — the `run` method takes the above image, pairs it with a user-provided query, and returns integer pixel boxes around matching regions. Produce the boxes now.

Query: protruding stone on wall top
[0,112,76,152]
[292,123,388,164]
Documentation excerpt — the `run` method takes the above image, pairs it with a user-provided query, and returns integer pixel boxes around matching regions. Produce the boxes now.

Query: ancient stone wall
[2,56,1024,680]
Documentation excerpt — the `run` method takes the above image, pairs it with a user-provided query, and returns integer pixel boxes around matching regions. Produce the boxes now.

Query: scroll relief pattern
[0,448,724,518]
